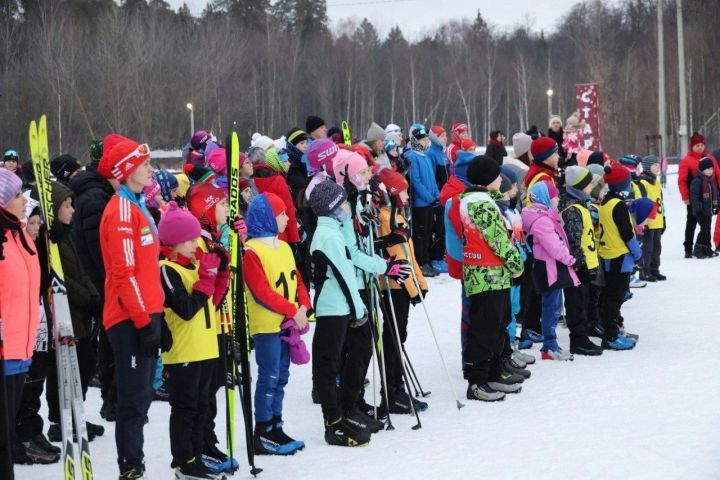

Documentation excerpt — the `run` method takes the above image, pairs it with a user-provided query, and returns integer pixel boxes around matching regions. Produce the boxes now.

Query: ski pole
[365,271,394,431]
[401,343,430,398]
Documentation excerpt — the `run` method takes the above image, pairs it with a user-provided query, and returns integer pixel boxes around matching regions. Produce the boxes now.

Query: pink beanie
[332,149,368,186]
[576,149,593,167]
[206,148,227,176]
[157,201,201,246]
[0,168,22,209]
[307,138,338,175]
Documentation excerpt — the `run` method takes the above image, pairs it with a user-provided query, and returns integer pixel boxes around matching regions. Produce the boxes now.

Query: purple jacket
[521,204,580,288]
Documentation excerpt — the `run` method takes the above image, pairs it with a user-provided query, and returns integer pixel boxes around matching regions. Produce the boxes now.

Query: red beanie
[603,163,630,185]
[451,122,468,143]
[690,132,705,148]
[98,135,150,182]
[461,139,476,151]
[431,125,446,137]
[530,136,559,164]
[188,182,226,229]
[378,168,408,198]
[264,192,286,216]
[157,201,201,246]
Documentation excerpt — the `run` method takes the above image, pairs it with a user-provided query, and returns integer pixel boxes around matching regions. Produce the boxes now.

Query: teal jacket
[310,216,365,319]
[340,201,387,289]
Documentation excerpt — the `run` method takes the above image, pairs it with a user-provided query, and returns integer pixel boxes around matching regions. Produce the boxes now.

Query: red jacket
[440,175,468,280]
[524,163,557,189]
[252,165,301,244]
[99,194,164,330]
[678,150,720,202]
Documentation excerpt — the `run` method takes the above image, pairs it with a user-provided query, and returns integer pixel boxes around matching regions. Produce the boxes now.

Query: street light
[546,89,554,121]
[186,103,194,136]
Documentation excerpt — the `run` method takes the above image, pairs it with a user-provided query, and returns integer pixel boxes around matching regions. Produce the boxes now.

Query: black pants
[463,290,509,383]
[642,228,663,274]
[98,325,117,404]
[203,335,226,451]
[312,315,351,421]
[381,289,411,391]
[601,271,630,341]
[411,206,433,266]
[15,351,49,442]
[696,214,712,248]
[166,359,215,467]
[684,204,698,253]
[107,317,159,473]
[430,204,446,262]
[564,281,591,340]
[519,254,541,334]
[0,373,26,479]
[47,336,97,424]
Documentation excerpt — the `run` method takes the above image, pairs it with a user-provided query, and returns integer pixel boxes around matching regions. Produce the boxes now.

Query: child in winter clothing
[558,167,603,356]
[243,192,311,456]
[639,155,667,279]
[522,181,580,361]
[690,157,720,258]
[596,164,642,351]
[308,181,372,447]
[460,156,524,401]
[157,202,226,478]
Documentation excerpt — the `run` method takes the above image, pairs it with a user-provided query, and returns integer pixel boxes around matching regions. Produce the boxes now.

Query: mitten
[160,317,173,353]
[194,252,220,297]
[136,322,160,357]
[232,215,248,242]
[212,269,231,307]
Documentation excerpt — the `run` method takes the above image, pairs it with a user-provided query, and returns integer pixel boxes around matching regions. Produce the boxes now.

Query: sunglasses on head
[118,144,150,165]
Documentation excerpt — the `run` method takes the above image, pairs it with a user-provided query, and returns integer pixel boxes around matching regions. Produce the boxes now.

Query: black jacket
[286,144,308,210]
[68,168,115,295]
[690,172,720,217]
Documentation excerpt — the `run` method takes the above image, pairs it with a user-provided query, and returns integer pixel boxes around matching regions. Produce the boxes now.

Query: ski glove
[194,252,220,297]
[231,215,248,242]
[160,317,173,353]
[137,323,160,357]
[385,256,412,283]
[351,309,368,328]
[410,290,427,306]
[213,269,231,307]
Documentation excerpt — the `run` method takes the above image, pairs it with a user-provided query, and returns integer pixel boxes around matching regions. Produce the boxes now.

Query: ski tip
[456,401,466,410]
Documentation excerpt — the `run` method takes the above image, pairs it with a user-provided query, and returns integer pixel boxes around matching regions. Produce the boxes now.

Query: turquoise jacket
[310,216,365,319]
[340,200,387,289]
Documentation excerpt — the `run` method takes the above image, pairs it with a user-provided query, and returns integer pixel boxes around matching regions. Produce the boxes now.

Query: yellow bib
[563,204,599,270]
[525,172,554,207]
[198,238,231,334]
[597,198,630,260]
[244,239,298,336]
[159,260,219,365]
[640,178,665,229]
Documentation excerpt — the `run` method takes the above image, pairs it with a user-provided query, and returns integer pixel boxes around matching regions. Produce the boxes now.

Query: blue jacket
[426,142,449,167]
[443,150,475,272]
[407,150,439,207]
[310,216,365,319]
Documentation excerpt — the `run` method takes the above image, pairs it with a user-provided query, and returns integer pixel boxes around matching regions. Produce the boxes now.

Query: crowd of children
[0,110,717,480]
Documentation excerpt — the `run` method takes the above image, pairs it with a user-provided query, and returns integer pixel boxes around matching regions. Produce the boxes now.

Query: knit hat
[21,161,35,186]
[451,122,468,143]
[0,168,23,209]
[690,132,705,148]
[51,181,74,219]
[565,166,593,191]
[264,147,288,173]
[246,147,266,166]
[328,127,343,144]
[530,137,559,164]
[512,132,532,158]
[461,139,476,151]
[499,174,514,194]
[619,154,641,169]
[603,164,631,193]
[190,130,212,151]
[286,128,308,146]
[332,149,368,186]
[548,115,562,128]
[251,133,274,151]
[183,163,216,184]
[576,149,593,167]
[174,173,190,199]
[158,201,201,246]
[500,164,518,186]
[587,151,607,166]
[564,111,586,133]
[188,182,227,230]
[265,192,286,216]
[143,179,161,207]
[154,170,179,202]
[307,138,339,175]
[430,125,446,137]
[308,179,347,217]
[412,126,429,141]
[88,139,103,167]
[378,168,408,198]
[587,163,605,179]
[630,197,658,225]
[366,122,385,143]
[50,154,81,182]
[467,155,501,187]
[384,136,401,155]
[204,148,226,176]
[305,115,326,135]
[699,157,715,172]
[641,155,660,172]
[97,134,150,182]
[385,123,402,135]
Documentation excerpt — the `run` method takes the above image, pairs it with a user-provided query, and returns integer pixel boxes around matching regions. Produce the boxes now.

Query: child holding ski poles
[157,201,226,479]
[243,192,310,456]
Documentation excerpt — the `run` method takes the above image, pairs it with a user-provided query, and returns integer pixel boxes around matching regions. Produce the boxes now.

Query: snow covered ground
[21,177,720,480]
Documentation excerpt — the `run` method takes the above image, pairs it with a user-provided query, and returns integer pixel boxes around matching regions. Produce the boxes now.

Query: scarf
[117,184,158,237]
[409,136,428,154]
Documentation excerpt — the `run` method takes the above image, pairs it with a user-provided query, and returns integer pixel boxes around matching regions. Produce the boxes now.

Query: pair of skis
[29,115,93,480]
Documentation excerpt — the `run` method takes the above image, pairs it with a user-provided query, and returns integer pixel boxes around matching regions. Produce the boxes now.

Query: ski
[341,120,352,146]
[227,132,262,476]
[29,115,93,480]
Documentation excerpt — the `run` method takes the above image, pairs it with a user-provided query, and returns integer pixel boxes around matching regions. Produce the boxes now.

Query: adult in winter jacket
[689,157,720,258]
[547,116,566,166]
[68,160,119,422]
[0,168,40,479]
[407,127,439,273]
[285,127,309,209]
[98,134,163,479]
[677,133,720,257]
[485,130,507,165]
[446,123,469,166]
[252,147,301,244]
[428,126,450,189]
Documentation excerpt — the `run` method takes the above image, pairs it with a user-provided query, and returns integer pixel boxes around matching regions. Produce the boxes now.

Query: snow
[20,174,720,480]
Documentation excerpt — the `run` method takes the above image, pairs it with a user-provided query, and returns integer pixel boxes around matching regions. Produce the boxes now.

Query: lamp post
[186,103,194,136]
[546,89,554,121]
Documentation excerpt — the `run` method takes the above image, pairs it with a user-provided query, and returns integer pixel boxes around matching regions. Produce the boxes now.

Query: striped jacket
[99,191,163,330]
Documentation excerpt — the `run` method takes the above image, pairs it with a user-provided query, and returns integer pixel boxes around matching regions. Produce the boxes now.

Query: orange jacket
[377,207,427,297]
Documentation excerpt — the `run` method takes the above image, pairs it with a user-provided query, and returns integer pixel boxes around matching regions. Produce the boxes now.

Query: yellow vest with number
[640,178,665,229]
[597,198,630,260]
[524,172,554,207]
[159,260,219,365]
[564,204,599,270]
[244,239,298,336]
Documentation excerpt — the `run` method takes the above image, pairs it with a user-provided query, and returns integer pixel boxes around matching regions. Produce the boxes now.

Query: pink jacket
[521,204,580,288]
[0,229,41,361]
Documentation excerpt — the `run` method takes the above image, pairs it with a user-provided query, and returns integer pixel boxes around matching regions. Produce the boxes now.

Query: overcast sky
[168,0,584,39]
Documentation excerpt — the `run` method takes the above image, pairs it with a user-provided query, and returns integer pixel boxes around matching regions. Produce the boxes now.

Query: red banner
[575,83,602,151]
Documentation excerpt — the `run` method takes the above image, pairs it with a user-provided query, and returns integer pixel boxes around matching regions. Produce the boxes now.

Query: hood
[524,162,555,188]
[246,193,278,239]
[51,181,74,218]
[454,150,475,185]
[68,168,115,198]
[520,204,548,234]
